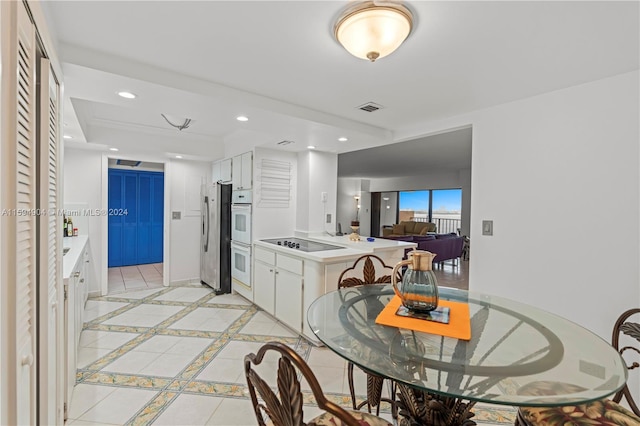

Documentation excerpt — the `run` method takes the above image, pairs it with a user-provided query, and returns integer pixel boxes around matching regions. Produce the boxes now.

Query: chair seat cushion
[519,398,640,425]
[308,409,392,426]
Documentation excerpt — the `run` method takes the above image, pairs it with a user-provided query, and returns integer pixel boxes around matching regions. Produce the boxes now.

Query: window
[399,189,461,234]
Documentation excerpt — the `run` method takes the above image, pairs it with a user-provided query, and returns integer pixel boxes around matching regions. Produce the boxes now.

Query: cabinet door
[275,269,303,332]
[220,158,232,183]
[253,261,275,315]
[240,152,252,189]
[232,155,242,190]
[211,161,221,182]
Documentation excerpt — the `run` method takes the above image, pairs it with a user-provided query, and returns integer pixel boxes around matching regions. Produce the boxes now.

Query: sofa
[382,220,437,237]
[384,233,465,264]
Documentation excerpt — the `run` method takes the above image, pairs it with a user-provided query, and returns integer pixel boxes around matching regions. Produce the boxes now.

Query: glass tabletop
[307,285,628,407]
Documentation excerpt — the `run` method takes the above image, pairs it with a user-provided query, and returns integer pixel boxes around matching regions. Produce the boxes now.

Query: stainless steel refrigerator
[200,182,232,294]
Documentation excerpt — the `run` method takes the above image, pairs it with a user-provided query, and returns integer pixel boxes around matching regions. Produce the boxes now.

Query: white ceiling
[42,1,638,175]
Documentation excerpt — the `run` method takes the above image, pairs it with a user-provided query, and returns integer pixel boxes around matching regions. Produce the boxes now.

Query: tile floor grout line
[72,278,515,426]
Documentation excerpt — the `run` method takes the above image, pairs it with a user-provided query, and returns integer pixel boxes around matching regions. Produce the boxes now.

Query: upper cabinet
[232,151,253,190]
[212,158,232,183]
[220,158,232,183]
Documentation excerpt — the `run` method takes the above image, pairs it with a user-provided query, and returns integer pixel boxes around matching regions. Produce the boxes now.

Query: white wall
[300,151,338,235]
[168,160,211,283]
[63,148,103,294]
[469,71,639,340]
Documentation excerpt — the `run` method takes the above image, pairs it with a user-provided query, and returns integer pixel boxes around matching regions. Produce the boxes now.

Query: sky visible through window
[400,189,461,213]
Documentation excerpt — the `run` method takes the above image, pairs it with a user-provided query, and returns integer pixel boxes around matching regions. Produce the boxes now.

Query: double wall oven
[231,190,252,293]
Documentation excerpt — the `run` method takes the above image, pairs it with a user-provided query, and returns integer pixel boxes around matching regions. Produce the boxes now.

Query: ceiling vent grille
[277,140,295,146]
[116,159,141,167]
[357,102,384,112]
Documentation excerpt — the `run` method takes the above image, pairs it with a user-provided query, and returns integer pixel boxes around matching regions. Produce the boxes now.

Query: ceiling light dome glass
[335,2,413,62]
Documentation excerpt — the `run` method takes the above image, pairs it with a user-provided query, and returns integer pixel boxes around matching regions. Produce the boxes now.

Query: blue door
[108,169,164,267]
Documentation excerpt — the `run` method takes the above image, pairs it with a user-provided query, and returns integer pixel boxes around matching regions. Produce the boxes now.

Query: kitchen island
[252,235,415,343]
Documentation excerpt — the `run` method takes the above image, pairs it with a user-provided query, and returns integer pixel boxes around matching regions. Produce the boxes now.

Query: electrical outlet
[326,213,331,223]
[172,211,181,220]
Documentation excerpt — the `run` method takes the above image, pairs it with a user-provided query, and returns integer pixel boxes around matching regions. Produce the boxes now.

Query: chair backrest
[244,342,361,426]
[611,308,640,415]
[337,254,401,289]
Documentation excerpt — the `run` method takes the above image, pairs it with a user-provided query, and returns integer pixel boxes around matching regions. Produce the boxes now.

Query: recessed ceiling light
[338,137,348,142]
[117,91,137,99]
[236,116,249,122]
[63,135,72,139]
[307,145,316,150]
[175,155,183,159]
[109,148,119,152]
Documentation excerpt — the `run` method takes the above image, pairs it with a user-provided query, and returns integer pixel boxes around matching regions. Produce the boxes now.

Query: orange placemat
[375,295,471,340]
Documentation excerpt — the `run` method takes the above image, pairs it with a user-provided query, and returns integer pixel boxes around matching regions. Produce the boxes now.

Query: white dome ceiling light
[334,1,414,62]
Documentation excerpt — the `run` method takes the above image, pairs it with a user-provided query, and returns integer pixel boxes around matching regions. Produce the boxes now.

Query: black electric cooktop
[261,237,345,252]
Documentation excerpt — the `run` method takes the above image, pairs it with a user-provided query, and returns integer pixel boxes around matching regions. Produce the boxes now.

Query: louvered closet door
[14,2,38,424]
[37,58,62,426]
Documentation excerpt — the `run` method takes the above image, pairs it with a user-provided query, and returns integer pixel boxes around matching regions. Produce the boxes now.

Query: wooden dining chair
[515,308,640,426]
[337,255,402,419]
[244,341,391,426]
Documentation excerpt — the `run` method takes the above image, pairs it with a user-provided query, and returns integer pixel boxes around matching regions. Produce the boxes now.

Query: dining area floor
[69,278,515,425]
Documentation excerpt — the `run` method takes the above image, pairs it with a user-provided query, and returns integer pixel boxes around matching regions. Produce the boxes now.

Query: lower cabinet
[253,246,303,333]
[253,260,275,316]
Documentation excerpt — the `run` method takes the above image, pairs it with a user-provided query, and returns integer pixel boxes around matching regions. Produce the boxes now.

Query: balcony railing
[411,216,461,235]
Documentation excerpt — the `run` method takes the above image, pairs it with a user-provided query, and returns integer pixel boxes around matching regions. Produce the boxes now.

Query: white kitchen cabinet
[220,158,232,182]
[253,246,304,332]
[275,268,303,332]
[253,259,275,315]
[232,151,252,190]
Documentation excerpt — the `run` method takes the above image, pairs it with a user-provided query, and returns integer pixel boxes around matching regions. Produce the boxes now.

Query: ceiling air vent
[116,159,141,167]
[357,102,384,112]
[277,140,295,146]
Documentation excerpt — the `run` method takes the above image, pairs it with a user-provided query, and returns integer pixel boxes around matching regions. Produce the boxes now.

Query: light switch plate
[482,220,493,236]
[326,213,331,223]
[172,211,181,220]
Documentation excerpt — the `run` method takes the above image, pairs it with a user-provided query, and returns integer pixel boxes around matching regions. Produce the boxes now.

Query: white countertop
[63,235,88,280]
[254,234,415,263]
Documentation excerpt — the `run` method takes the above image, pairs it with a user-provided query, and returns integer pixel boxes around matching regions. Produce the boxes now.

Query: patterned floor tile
[69,282,515,426]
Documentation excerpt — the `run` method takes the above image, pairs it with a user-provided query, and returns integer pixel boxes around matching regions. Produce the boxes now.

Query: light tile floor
[70,266,513,425]
[108,263,164,294]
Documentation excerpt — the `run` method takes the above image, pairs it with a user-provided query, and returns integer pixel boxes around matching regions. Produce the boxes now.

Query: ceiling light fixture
[109,148,119,152]
[334,1,413,62]
[338,137,348,142]
[236,116,249,122]
[161,114,192,131]
[117,91,137,99]
[308,145,316,150]
[63,135,72,139]
[175,155,183,159]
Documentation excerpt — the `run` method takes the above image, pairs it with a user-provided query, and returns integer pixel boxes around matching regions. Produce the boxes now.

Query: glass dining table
[307,284,628,426]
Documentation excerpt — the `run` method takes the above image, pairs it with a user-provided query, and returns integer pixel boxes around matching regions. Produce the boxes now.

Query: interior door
[37,57,63,425]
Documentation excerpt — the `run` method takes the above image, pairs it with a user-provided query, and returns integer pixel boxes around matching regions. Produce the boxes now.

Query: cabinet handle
[275,271,279,274]
[21,354,33,366]
[85,260,90,263]
[79,278,85,284]
[269,269,273,272]
[73,271,80,278]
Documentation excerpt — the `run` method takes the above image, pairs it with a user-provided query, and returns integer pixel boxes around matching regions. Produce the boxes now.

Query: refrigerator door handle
[204,196,210,252]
